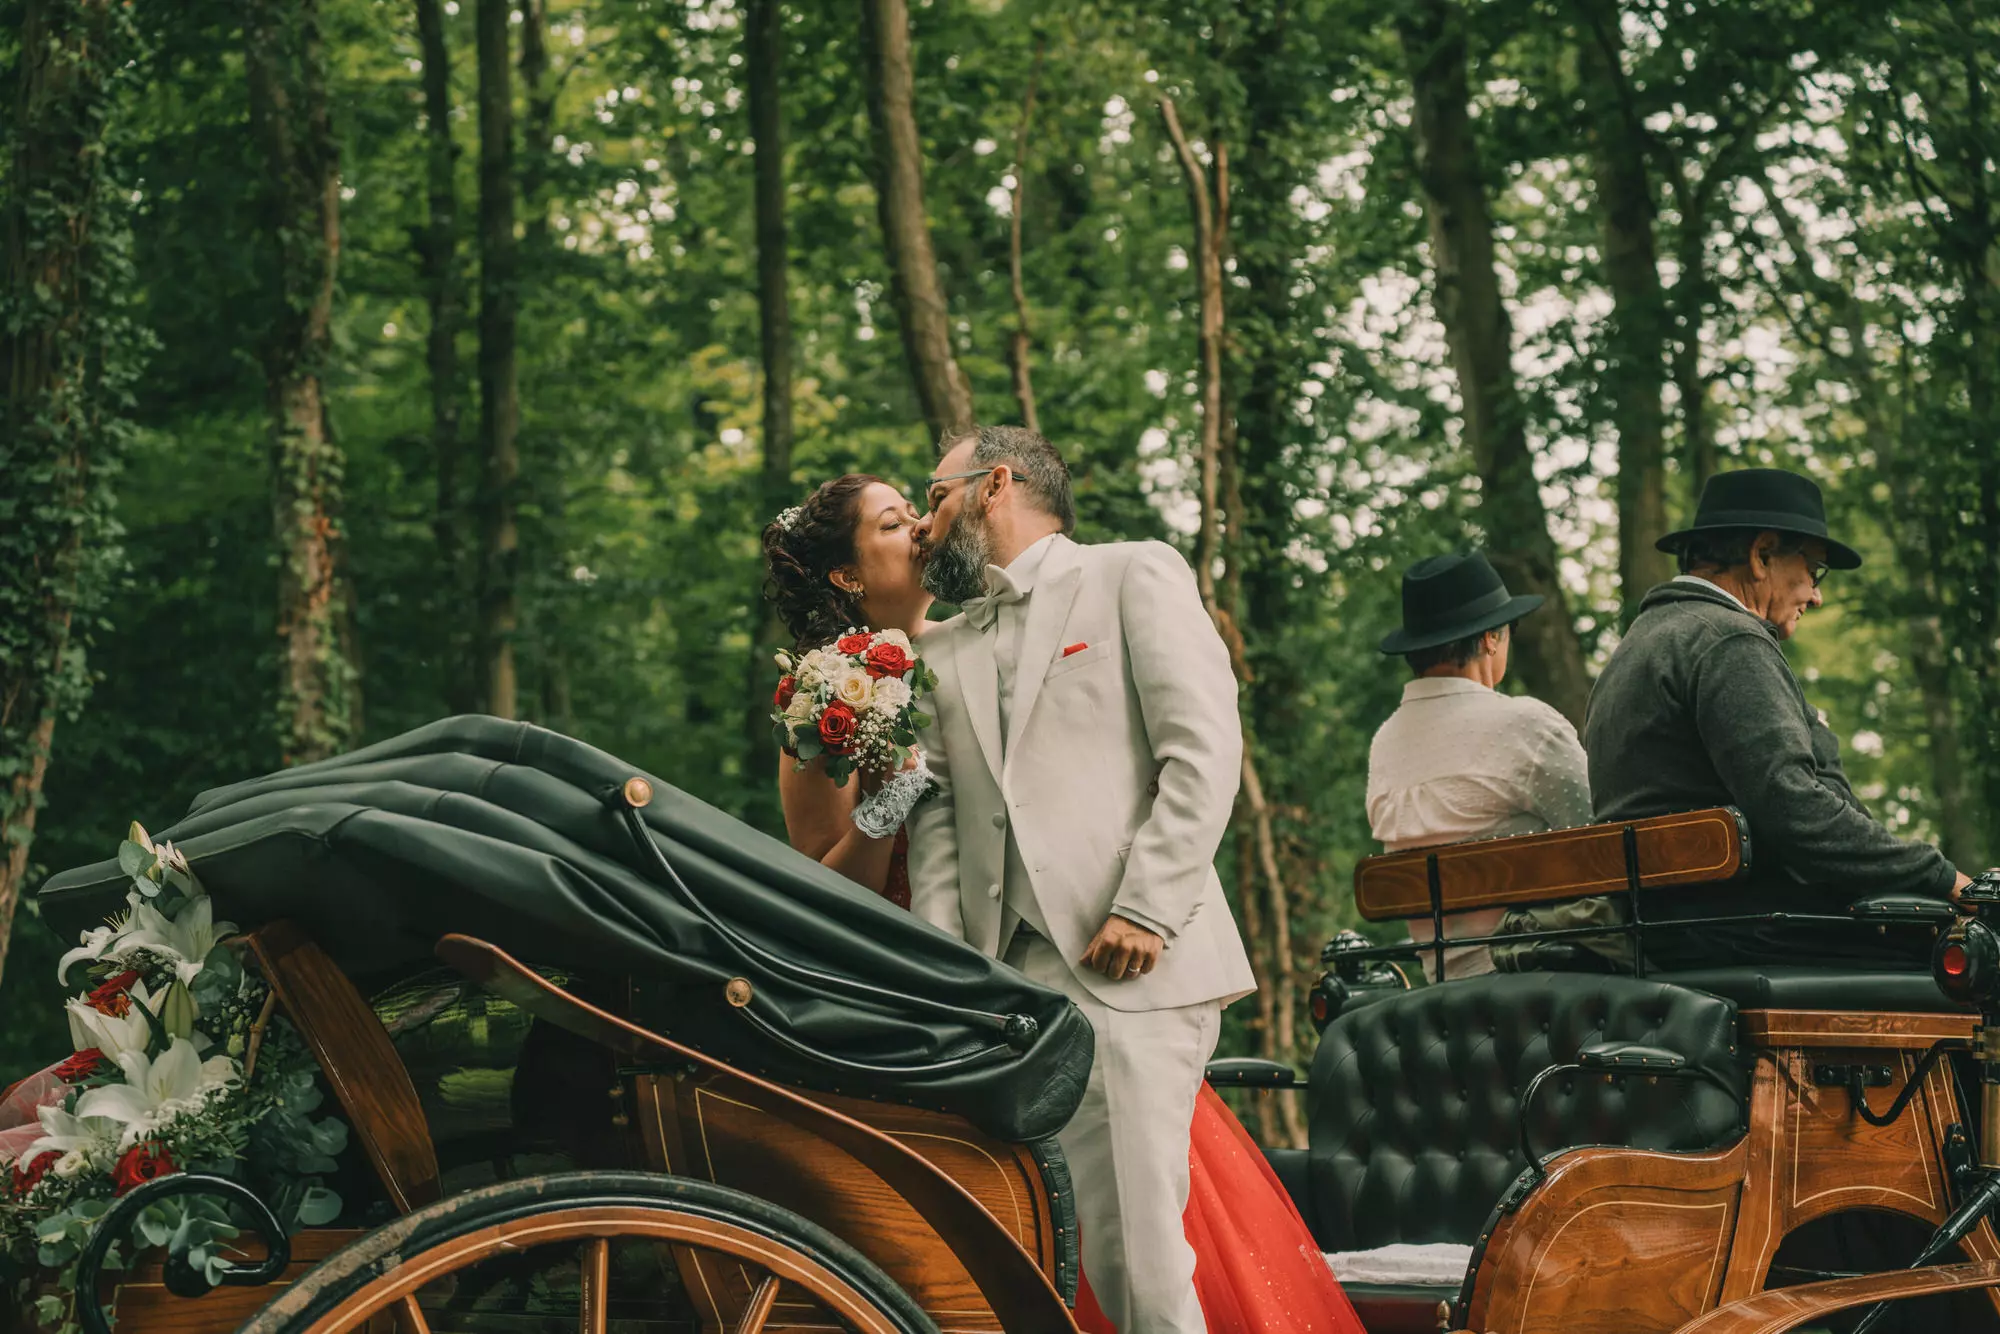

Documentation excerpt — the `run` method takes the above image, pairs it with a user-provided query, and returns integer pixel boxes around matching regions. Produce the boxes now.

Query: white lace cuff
[851,757,937,841]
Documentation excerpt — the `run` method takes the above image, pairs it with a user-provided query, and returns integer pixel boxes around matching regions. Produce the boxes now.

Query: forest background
[3,0,1998,1149]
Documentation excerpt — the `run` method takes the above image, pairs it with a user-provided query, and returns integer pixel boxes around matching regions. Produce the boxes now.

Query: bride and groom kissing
[763,425,1359,1333]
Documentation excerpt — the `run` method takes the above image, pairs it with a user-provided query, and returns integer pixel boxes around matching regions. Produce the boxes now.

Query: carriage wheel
[239,1170,939,1334]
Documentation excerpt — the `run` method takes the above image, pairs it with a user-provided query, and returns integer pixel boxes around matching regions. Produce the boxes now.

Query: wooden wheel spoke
[392,1296,431,1334]
[731,1275,780,1334]
[578,1237,610,1334]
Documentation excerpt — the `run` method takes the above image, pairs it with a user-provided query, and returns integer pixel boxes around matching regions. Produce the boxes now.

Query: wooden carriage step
[1353,805,1749,922]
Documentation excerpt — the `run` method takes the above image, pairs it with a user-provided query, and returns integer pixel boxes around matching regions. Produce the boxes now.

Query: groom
[907,425,1255,1334]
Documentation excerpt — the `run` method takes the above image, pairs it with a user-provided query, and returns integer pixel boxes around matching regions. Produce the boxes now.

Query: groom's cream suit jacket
[907,534,1256,1011]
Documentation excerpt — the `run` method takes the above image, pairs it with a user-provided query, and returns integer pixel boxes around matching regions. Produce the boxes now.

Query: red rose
[87,969,141,1017]
[863,643,914,679]
[9,1154,51,1197]
[113,1141,177,1196]
[55,1048,105,1083]
[817,702,859,754]
[836,632,874,656]
[773,675,797,711]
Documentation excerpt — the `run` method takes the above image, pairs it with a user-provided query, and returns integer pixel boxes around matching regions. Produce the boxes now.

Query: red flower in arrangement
[9,1154,52,1198]
[54,1048,106,1083]
[773,675,797,711]
[836,632,875,656]
[86,970,142,1017]
[862,643,914,680]
[113,1141,178,1196]
[818,702,859,754]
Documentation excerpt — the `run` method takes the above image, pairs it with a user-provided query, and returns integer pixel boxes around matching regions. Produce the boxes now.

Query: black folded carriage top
[38,715,1093,1144]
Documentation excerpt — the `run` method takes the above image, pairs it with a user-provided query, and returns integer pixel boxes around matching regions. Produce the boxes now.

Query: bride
[762,473,1363,1334]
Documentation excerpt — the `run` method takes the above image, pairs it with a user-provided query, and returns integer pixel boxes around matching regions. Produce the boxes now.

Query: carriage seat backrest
[1304,974,1745,1253]
[1351,806,1749,922]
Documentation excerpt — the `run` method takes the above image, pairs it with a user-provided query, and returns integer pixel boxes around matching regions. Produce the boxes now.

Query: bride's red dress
[867,843,1360,1334]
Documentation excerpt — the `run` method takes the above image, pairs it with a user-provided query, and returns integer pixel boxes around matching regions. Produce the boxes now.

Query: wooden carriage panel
[1721,1015,2000,1308]
[108,1230,388,1334]
[632,1073,1054,1333]
[1670,1259,2000,1334]
[244,922,441,1213]
[1465,1139,1747,1334]
[436,935,1076,1334]
[1354,806,1747,922]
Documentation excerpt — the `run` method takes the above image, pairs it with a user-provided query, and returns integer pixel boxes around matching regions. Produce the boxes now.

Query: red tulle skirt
[1074,1084,1363,1334]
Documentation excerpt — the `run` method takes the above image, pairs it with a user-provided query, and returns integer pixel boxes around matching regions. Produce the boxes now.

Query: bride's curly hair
[761,473,884,651]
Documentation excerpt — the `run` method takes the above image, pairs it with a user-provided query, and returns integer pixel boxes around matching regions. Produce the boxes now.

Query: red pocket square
[1062,642,1089,658]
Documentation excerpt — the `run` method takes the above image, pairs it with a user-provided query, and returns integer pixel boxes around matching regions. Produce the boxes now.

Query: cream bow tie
[961,566,1027,631]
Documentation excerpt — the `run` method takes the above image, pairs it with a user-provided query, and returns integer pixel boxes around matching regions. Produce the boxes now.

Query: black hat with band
[1655,467,1862,570]
[1378,551,1544,655]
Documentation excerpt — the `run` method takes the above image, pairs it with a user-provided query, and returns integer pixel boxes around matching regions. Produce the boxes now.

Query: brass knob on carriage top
[725,977,754,1007]
[622,776,654,808]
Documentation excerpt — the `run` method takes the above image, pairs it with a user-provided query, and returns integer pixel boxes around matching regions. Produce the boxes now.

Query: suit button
[988,884,1002,899]
[1147,780,1160,797]
[992,812,1006,829]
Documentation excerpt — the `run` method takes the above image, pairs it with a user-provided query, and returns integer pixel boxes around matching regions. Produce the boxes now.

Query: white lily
[66,979,160,1063]
[19,1103,122,1172]
[56,893,141,984]
[76,1039,238,1149]
[115,893,236,984]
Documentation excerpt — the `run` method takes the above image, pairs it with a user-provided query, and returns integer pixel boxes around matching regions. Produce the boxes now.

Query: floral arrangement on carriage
[771,627,941,838]
[0,826,348,1334]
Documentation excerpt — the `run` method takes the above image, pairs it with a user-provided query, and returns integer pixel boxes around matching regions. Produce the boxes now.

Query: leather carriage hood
[1305,973,1746,1252]
[37,715,1093,1144]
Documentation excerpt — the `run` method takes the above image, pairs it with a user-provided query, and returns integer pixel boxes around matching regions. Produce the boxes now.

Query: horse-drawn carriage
[13,716,2000,1334]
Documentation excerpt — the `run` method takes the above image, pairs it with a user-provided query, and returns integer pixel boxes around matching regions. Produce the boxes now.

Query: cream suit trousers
[1010,934,1220,1334]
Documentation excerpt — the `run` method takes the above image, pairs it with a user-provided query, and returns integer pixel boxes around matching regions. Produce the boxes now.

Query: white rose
[52,1150,87,1179]
[834,671,874,709]
[874,628,914,653]
[870,677,912,713]
[785,689,819,724]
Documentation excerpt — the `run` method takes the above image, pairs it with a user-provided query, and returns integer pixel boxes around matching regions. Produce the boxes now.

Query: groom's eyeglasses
[923,466,997,513]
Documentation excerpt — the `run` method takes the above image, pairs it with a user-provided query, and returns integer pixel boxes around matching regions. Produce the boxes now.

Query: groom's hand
[1082,914,1163,981]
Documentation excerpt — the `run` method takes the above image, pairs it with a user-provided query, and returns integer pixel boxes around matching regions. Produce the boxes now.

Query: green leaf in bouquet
[911,710,933,730]
[72,1199,108,1222]
[295,1185,341,1227]
[117,841,148,882]
[133,1205,173,1250]
[309,1118,348,1156]
[793,737,822,761]
[890,729,917,747]
[34,1295,64,1326]
[34,1216,72,1248]
[99,1240,125,1273]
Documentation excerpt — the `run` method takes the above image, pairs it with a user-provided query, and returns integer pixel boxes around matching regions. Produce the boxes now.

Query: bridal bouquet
[0,825,347,1334]
[771,629,940,837]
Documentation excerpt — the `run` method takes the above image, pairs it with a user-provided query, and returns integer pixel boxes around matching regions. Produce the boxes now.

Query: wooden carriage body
[22,719,2000,1334]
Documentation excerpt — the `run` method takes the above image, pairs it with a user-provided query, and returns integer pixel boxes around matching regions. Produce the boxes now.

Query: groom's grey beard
[921,509,993,606]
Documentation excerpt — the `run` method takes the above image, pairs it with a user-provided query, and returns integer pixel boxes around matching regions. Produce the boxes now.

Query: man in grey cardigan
[1585,467,1970,967]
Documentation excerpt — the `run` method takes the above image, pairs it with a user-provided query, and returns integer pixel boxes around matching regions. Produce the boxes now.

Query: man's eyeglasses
[923,466,998,512]
[1807,560,1829,588]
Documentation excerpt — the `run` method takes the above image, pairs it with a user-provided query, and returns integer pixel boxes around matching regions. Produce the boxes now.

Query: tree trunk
[1579,29,1672,621]
[0,0,130,984]
[1396,0,1591,724]
[1007,41,1043,435]
[1161,95,1305,1150]
[1671,191,1716,497]
[858,0,974,443]
[475,0,519,720]
[414,0,470,714]
[246,0,352,766]
[743,0,793,814]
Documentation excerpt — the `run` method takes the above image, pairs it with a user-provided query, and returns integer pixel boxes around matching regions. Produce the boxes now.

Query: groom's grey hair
[940,424,1076,535]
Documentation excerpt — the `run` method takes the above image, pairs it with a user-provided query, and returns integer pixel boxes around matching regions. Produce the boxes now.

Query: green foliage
[2,0,1997,1112]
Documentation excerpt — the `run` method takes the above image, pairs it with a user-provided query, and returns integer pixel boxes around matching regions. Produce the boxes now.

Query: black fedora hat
[1655,467,1862,569]
[1378,551,1544,655]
